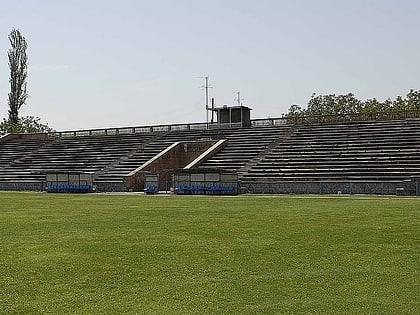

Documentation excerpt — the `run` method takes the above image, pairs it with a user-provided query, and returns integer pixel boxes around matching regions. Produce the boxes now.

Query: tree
[284,104,303,123]
[0,28,53,135]
[8,28,28,124]
[405,89,420,110]
[284,89,420,124]
[0,116,53,134]
[306,93,361,118]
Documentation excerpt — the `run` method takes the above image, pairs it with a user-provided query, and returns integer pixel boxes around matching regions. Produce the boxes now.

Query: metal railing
[45,110,420,138]
[49,117,289,138]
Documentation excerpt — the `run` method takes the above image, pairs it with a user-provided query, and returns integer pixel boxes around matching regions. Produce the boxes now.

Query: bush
[0,116,53,134]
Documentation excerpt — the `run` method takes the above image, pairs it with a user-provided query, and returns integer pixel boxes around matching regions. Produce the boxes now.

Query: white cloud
[28,65,43,73]
[53,64,71,70]
[29,64,71,73]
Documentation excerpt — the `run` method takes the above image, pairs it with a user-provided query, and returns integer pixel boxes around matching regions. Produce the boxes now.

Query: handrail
[47,110,420,138]
[50,117,289,138]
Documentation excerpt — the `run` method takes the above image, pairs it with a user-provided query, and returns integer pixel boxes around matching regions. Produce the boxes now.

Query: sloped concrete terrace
[1,118,420,194]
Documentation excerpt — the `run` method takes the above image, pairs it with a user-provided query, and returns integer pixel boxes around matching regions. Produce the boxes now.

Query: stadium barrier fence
[0,181,45,191]
[241,180,419,196]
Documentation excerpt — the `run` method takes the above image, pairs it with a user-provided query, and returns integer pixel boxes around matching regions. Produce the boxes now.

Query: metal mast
[234,91,244,106]
[234,91,245,126]
[200,76,212,128]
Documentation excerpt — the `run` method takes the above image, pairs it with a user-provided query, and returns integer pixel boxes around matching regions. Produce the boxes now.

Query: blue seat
[144,186,158,194]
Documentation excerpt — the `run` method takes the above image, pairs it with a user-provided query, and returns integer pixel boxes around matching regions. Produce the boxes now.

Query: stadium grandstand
[1,105,420,195]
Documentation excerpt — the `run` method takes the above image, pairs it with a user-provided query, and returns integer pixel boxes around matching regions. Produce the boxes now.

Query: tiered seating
[94,128,228,183]
[0,138,52,167]
[0,128,231,187]
[0,133,155,182]
[2,119,420,192]
[0,137,54,183]
[243,120,420,182]
[199,125,292,171]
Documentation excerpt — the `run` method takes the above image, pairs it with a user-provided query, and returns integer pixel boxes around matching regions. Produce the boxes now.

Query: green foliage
[406,89,420,110]
[286,89,420,123]
[0,116,53,134]
[0,193,418,314]
[1,28,53,134]
[8,29,28,124]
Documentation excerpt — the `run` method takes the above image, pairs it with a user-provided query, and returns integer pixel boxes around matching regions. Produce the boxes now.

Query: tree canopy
[285,89,420,124]
[0,116,53,134]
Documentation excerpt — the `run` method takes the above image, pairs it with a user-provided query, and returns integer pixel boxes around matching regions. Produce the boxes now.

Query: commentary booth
[211,105,252,128]
[46,172,95,193]
[173,169,239,195]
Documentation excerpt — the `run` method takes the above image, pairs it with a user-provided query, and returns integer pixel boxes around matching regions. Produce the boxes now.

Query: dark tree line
[285,89,420,124]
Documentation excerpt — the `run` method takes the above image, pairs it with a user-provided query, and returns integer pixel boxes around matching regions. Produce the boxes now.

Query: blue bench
[174,185,235,195]
[47,184,92,193]
[144,186,159,194]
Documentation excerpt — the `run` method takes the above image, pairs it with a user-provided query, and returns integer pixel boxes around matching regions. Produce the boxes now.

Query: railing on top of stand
[48,110,420,138]
[50,117,289,138]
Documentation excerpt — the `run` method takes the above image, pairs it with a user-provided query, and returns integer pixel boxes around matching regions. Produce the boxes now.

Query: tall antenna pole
[234,91,245,126]
[199,76,212,128]
[234,91,244,106]
[211,97,215,124]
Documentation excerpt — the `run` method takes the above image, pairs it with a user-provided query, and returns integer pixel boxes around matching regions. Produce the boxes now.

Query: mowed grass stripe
[0,192,418,314]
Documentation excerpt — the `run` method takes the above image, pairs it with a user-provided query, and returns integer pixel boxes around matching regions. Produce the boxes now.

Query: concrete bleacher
[198,125,293,171]
[0,137,52,168]
[1,118,420,194]
[0,133,155,185]
[0,126,225,190]
[241,120,420,189]
[94,128,235,190]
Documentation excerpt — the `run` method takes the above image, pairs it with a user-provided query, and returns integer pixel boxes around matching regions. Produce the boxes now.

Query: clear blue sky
[1,0,419,130]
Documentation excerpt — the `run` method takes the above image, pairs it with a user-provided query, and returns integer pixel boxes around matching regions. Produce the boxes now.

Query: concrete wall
[0,132,49,144]
[242,181,418,196]
[1,179,417,196]
[95,182,126,192]
[0,181,44,191]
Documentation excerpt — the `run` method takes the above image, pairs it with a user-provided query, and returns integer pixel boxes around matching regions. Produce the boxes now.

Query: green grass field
[0,192,418,314]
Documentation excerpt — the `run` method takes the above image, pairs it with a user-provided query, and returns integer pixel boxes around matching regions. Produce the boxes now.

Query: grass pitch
[0,192,418,314]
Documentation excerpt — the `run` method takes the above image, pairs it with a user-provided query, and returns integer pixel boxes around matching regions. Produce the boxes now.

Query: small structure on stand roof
[212,105,252,128]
